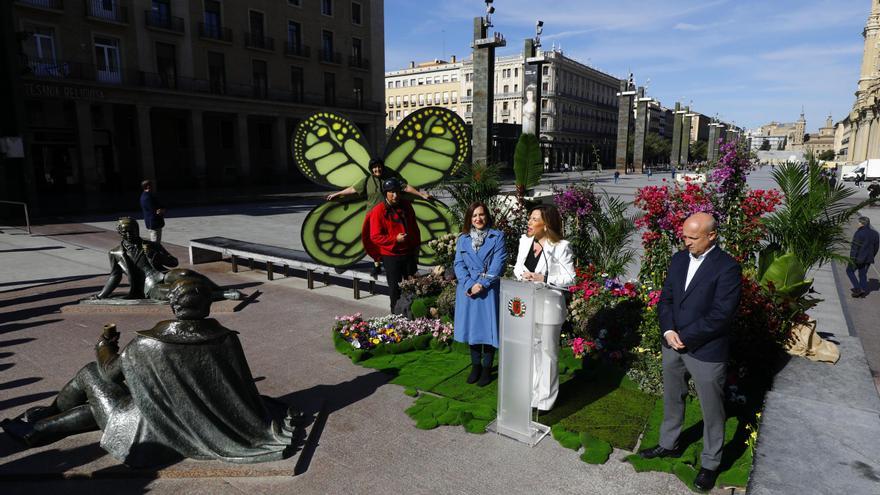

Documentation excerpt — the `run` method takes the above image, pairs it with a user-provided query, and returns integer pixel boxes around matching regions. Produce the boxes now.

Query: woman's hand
[523,271,544,282]
[468,283,484,296]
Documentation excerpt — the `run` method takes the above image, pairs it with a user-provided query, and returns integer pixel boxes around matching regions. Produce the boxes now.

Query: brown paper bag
[785,319,840,363]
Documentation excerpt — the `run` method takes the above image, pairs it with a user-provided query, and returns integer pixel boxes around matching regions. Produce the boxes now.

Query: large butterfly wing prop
[292,112,371,188]
[411,198,458,266]
[384,107,469,188]
[293,112,372,267]
[300,199,368,268]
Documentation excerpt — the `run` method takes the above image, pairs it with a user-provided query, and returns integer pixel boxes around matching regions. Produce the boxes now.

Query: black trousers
[383,254,417,313]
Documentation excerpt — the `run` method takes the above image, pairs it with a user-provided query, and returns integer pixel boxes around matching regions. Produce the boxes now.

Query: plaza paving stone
[1,167,875,494]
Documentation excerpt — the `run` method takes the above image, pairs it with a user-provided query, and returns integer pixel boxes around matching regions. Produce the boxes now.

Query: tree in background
[817,149,836,161]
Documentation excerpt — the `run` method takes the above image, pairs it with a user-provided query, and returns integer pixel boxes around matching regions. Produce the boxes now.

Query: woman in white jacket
[513,205,576,411]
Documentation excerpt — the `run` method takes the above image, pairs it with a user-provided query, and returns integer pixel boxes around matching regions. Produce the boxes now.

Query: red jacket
[365,201,421,257]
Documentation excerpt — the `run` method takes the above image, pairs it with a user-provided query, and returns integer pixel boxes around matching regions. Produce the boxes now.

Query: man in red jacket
[366,178,421,312]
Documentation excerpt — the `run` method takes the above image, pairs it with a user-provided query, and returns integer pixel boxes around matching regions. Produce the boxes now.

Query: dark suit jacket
[658,247,742,362]
[851,226,880,265]
[140,191,165,230]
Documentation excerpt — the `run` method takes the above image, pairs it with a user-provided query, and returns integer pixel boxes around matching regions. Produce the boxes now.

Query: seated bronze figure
[3,279,297,466]
[95,217,240,301]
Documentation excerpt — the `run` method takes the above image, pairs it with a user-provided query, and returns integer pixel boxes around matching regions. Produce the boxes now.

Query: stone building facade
[384,49,621,169]
[847,0,880,163]
[5,0,385,214]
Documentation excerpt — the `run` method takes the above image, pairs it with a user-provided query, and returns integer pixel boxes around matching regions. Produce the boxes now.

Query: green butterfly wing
[412,198,459,265]
[292,112,372,188]
[384,108,469,188]
[300,199,368,268]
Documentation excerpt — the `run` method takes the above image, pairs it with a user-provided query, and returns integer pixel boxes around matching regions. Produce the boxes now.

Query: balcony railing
[19,55,383,112]
[348,55,369,70]
[85,0,128,23]
[198,22,232,42]
[144,10,184,33]
[245,32,274,51]
[284,42,310,58]
[16,0,64,10]
[320,50,341,64]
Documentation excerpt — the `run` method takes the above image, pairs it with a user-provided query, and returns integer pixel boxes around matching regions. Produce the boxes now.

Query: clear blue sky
[384,0,869,131]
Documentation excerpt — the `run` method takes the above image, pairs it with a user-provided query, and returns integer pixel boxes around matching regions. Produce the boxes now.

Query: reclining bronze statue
[2,279,298,466]
[94,217,241,302]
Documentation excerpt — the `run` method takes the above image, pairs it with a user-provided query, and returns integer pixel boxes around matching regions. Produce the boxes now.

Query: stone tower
[858,0,880,96]
[793,111,806,146]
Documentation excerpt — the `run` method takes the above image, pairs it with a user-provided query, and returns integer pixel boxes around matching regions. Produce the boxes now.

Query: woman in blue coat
[454,202,507,386]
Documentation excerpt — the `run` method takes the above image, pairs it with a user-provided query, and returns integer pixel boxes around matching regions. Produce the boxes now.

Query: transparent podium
[487,279,564,446]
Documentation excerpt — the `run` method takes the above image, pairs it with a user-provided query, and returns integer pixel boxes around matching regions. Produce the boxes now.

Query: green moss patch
[625,398,754,490]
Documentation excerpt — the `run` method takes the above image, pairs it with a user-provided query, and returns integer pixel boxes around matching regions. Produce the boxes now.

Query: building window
[402,79,408,87]
[451,91,457,103]
[503,84,509,93]
[442,91,449,104]
[94,36,121,84]
[324,72,336,105]
[321,30,335,62]
[394,80,400,88]
[353,77,364,108]
[252,59,268,98]
[418,78,424,85]
[466,89,472,97]
[395,96,401,106]
[542,66,549,75]
[514,67,518,77]
[155,42,177,88]
[426,93,433,105]
[208,51,226,94]
[442,74,449,83]
[387,81,393,89]
[542,81,549,91]
[419,94,425,105]
[434,92,440,103]
[351,37,363,65]
[321,0,333,16]
[402,95,408,106]
[351,2,362,24]
[502,101,508,110]
[395,110,401,119]
[203,0,222,38]
[466,104,472,113]
[410,78,415,85]
[388,96,394,106]
[287,21,302,54]
[291,66,304,102]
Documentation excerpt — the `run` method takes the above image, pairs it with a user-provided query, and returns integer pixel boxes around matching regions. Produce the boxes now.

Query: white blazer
[513,234,576,287]
[513,235,575,326]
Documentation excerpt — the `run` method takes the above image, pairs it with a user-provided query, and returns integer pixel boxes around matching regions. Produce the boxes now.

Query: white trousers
[532,322,561,410]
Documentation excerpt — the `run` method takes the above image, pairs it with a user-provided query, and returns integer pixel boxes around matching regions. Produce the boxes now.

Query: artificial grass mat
[624,397,754,490]
[333,331,657,464]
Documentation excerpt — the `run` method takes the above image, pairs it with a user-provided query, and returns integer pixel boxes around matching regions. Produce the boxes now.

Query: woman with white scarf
[513,205,575,411]
[453,202,507,386]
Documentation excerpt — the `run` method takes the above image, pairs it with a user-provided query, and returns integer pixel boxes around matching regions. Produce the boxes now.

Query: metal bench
[189,236,386,299]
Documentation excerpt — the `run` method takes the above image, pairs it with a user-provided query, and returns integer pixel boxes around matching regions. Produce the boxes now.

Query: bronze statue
[95,217,240,301]
[2,279,298,466]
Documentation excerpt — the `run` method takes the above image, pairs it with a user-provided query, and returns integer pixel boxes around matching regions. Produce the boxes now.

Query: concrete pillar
[190,109,207,187]
[615,79,634,172]
[679,108,691,165]
[856,113,871,162]
[707,124,717,162]
[135,104,155,181]
[273,116,288,177]
[670,102,682,166]
[471,17,503,165]
[868,114,880,159]
[632,87,647,173]
[236,112,251,179]
[75,101,98,193]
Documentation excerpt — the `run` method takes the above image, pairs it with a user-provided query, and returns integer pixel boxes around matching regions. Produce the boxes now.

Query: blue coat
[850,226,879,265]
[140,191,165,230]
[453,229,507,347]
[658,247,742,362]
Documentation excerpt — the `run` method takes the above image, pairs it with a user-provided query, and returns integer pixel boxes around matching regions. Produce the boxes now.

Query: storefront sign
[24,82,105,100]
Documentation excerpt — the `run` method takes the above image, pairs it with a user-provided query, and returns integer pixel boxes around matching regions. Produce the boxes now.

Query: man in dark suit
[638,212,742,492]
[140,180,165,243]
[847,216,880,298]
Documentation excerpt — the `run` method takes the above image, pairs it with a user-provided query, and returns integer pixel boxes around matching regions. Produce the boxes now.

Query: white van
[843,165,866,181]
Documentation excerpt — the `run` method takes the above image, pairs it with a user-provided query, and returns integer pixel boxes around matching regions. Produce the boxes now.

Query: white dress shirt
[685,244,715,291]
[664,244,716,339]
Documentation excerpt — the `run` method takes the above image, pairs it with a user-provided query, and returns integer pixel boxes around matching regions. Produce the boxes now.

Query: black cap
[382,177,403,192]
[369,158,384,168]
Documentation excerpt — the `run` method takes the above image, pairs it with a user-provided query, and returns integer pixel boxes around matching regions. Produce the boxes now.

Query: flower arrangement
[426,233,457,269]
[399,271,454,297]
[334,313,454,351]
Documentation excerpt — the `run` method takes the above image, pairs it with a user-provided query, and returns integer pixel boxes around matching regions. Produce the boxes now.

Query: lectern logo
[508,297,526,317]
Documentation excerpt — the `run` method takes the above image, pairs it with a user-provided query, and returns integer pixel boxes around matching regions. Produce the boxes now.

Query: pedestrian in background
[140,180,165,243]
[613,170,620,184]
[847,216,879,298]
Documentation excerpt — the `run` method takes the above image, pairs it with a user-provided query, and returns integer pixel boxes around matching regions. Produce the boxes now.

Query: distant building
[385,48,621,169]
[756,113,806,152]
[804,115,836,157]
[3,0,385,214]
[847,0,880,162]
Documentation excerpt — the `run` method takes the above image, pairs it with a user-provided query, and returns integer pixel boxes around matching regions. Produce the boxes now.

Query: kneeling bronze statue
[3,279,297,466]
[94,217,240,302]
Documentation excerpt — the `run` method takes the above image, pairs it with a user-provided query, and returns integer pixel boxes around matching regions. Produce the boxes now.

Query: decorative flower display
[334,313,454,350]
